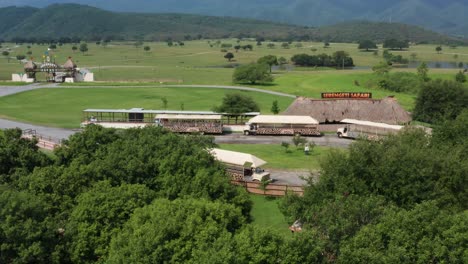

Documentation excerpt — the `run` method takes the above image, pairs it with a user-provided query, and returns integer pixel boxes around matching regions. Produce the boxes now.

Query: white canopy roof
[248,115,319,125]
[210,148,267,168]
[83,108,259,116]
[341,119,404,130]
[156,114,222,120]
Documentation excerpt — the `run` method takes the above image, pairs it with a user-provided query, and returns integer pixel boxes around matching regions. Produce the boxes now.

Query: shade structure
[247,115,319,125]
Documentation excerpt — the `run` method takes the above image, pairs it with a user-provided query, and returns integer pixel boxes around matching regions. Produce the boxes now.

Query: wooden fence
[231,180,304,197]
[22,129,61,150]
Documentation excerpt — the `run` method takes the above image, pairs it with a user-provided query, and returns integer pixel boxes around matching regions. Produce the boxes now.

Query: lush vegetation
[213,93,260,114]
[413,79,468,123]
[280,111,468,262]
[291,51,354,67]
[0,4,316,42]
[1,111,466,263]
[232,63,273,84]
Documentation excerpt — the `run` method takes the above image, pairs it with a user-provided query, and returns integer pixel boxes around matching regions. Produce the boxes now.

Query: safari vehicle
[243,115,321,136]
[209,148,271,182]
[337,119,404,140]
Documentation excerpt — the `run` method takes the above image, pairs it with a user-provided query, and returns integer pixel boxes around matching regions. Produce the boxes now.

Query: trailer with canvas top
[243,115,321,136]
[336,119,404,140]
[210,148,271,182]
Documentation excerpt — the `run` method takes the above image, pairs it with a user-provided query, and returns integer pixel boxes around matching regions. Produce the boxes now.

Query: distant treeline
[0,4,466,45]
[291,52,354,67]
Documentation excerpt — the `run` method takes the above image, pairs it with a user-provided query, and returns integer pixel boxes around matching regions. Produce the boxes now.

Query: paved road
[0,118,76,141]
[2,83,296,99]
[0,83,59,97]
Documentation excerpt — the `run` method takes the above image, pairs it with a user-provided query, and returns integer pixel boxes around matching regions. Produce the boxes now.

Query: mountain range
[1,0,467,37]
[0,4,464,45]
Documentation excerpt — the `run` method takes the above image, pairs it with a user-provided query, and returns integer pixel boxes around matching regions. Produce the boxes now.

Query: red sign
[321,92,372,99]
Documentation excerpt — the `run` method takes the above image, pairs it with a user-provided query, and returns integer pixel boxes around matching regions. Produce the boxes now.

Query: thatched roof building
[283,97,411,125]
[23,60,37,70]
[63,57,77,69]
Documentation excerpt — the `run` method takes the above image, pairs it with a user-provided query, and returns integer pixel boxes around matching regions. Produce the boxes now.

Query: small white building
[11,73,34,83]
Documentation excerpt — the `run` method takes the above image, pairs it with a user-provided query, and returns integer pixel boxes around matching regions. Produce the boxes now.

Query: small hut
[23,60,37,79]
[63,57,77,69]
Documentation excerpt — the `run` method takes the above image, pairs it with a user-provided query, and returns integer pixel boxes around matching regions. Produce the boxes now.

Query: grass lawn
[2,41,465,82]
[0,82,29,86]
[249,194,292,237]
[219,143,342,170]
[0,87,294,128]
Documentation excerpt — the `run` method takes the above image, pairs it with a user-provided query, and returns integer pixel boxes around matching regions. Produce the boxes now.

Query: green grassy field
[219,143,342,170]
[0,87,294,128]
[1,41,465,82]
[249,194,291,237]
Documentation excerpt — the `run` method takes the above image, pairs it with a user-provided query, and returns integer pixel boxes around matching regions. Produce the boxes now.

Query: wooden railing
[231,180,304,197]
[22,129,61,150]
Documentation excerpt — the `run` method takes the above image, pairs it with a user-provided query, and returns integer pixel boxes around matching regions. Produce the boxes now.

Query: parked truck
[337,119,404,140]
[210,148,271,182]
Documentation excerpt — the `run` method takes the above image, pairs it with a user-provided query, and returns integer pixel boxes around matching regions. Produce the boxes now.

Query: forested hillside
[2,0,468,36]
[0,4,465,44]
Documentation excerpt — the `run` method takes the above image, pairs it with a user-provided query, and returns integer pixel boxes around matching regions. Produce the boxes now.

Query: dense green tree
[413,79,468,123]
[372,61,392,75]
[267,43,275,49]
[243,44,253,51]
[436,45,442,54]
[383,38,409,50]
[358,39,377,51]
[332,50,354,67]
[67,181,156,262]
[0,128,51,185]
[234,45,241,52]
[271,100,280,114]
[232,63,273,84]
[79,43,88,54]
[278,56,287,65]
[455,70,466,83]
[417,62,430,82]
[16,54,26,60]
[281,194,387,259]
[224,52,234,61]
[49,44,57,49]
[291,53,353,67]
[383,49,408,64]
[285,128,467,211]
[377,72,421,93]
[0,190,55,263]
[54,124,119,166]
[107,198,245,263]
[281,42,290,49]
[2,50,10,62]
[257,55,278,72]
[231,226,284,263]
[72,45,77,53]
[214,93,260,114]
[340,202,468,263]
[143,45,150,52]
